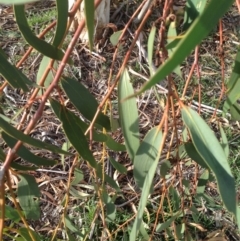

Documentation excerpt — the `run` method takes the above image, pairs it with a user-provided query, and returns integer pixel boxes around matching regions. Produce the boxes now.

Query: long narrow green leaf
[84,0,94,50]
[181,106,236,215]
[167,21,182,77]
[2,132,57,166]
[17,174,40,220]
[118,69,140,160]
[36,56,57,91]
[130,130,163,240]
[19,228,41,241]
[53,0,68,47]
[182,0,207,31]
[61,77,111,130]
[49,98,107,142]
[0,117,70,155]
[147,26,156,76]
[105,135,126,151]
[14,4,64,61]
[134,126,162,189]
[50,98,98,169]
[0,49,29,92]
[223,48,240,114]
[134,0,234,96]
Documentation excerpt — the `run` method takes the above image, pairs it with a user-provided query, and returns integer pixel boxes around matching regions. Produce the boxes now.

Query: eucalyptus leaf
[118,69,140,160]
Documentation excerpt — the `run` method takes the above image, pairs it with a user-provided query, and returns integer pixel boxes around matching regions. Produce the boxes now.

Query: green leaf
[160,160,171,177]
[106,135,126,151]
[183,0,208,31]
[17,174,40,220]
[19,228,41,241]
[181,106,236,215]
[51,99,107,143]
[53,0,68,47]
[230,102,240,120]
[110,31,122,46]
[14,5,64,61]
[223,48,240,114]
[0,147,5,161]
[84,0,94,50]
[184,142,208,169]
[2,132,57,166]
[10,162,37,171]
[169,186,180,210]
[102,190,116,223]
[130,130,162,240]
[50,98,98,169]
[0,116,70,155]
[197,169,209,194]
[61,77,111,130]
[118,69,140,160]
[147,26,156,76]
[134,127,162,189]
[65,215,82,236]
[36,56,57,92]
[167,21,182,77]
[155,211,182,232]
[71,168,84,186]
[5,205,21,223]
[219,125,229,158]
[134,0,234,96]
[0,49,29,92]
[109,157,127,174]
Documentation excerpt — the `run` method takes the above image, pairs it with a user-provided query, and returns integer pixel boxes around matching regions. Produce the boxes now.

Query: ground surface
[0,0,240,240]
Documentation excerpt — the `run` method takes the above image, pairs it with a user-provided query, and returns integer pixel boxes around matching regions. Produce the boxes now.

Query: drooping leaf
[19,227,41,241]
[0,116,70,155]
[181,106,236,215]
[0,49,29,92]
[230,102,240,121]
[130,130,163,240]
[5,205,21,223]
[17,174,40,220]
[223,48,240,115]
[156,211,182,232]
[197,169,209,194]
[14,4,64,60]
[167,21,182,77]
[219,125,229,158]
[109,157,127,174]
[102,190,116,223]
[84,0,94,50]
[110,30,122,46]
[133,0,234,96]
[10,162,37,171]
[50,98,98,169]
[184,142,208,169]
[2,132,57,166]
[61,77,111,130]
[71,168,84,186]
[65,215,83,236]
[105,135,126,151]
[51,99,107,143]
[134,126,162,189]
[147,26,156,76]
[169,186,180,210]
[53,0,68,47]
[118,69,140,160]
[182,0,208,31]
[36,56,57,92]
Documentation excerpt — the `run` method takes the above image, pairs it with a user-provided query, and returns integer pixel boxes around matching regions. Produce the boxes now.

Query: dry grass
[0,0,240,240]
